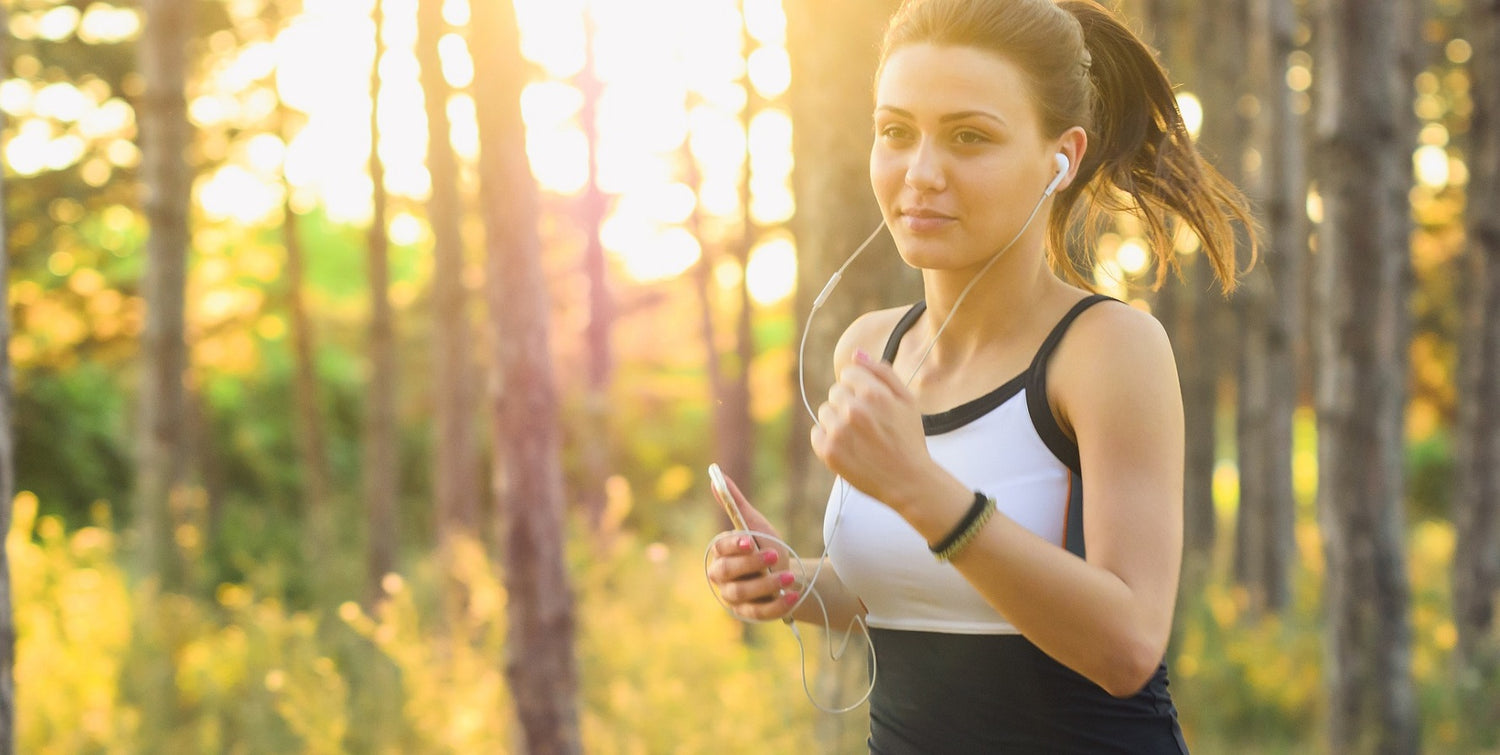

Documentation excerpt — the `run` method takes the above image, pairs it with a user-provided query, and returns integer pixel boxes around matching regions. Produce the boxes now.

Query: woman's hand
[809,350,940,513]
[705,473,801,622]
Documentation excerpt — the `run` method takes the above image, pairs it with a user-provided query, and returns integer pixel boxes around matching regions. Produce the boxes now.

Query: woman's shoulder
[1060,296,1171,360]
[833,304,920,374]
[1049,296,1179,430]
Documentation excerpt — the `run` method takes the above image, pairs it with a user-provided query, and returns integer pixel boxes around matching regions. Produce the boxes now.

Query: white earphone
[1043,152,1070,197]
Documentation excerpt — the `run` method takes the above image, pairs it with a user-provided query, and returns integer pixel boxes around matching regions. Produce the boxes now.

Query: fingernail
[738,537,751,550]
[779,572,796,586]
[762,550,779,565]
[784,591,801,605]
[854,349,871,364]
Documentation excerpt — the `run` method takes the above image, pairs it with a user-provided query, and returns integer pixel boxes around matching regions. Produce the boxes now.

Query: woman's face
[871,44,1061,272]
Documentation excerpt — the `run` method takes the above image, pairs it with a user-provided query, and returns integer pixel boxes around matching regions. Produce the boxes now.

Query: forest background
[0,0,1497,752]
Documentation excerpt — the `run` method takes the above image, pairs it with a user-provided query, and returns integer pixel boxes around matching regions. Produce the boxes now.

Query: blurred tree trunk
[279,104,334,578]
[1237,0,1304,613]
[471,1,581,753]
[786,0,912,747]
[1453,0,1500,729]
[1141,0,1220,578]
[1312,0,1419,751]
[784,0,915,556]
[417,0,481,583]
[133,0,193,740]
[577,10,613,531]
[719,3,760,504]
[684,146,731,517]
[364,0,400,606]
[1186,0,1244,571]
[135,0,192,591]
[0,8,15,749]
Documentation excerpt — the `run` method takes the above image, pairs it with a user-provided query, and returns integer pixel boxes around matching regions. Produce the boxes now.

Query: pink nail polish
[854,349,870,363]
[738,537,751,550]
[762,550,779,565]
[784,591,800,605]
[779,572,796,586]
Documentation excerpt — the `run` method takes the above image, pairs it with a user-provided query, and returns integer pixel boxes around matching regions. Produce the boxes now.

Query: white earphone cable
[709,157,1065,713]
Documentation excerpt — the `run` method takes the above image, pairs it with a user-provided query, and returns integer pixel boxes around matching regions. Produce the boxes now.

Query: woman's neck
[913,246,1064,371]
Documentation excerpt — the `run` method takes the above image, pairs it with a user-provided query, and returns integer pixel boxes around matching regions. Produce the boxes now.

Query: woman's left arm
[812,306,1183,698]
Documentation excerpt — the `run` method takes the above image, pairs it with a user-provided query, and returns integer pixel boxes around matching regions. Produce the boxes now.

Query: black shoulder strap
[1025,294,1118,477]
[881,301,927,364]
[1028,294,1116,372]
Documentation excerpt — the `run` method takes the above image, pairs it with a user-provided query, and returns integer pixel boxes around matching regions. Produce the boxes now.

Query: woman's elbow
[1098,637,1165,699]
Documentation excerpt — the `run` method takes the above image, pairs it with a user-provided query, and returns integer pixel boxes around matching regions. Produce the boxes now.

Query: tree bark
[1139,0,1219,573]
[364,0,401,606]
[417,0,481,566]
[784,0,917,557]
[722,1,760,506]
[1312,0,1419,750]
[1453,0,1500,720]
[135,0,192,590]
[279,105,334,580]
[1238,0,1304,613]
[785,0,914,747]
[0,8,15,749]
[471,1,582,752]
[577,9,613,532]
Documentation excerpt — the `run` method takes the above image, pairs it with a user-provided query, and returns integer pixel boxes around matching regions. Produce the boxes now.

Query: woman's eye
[879,125,914,141]
[954,130,989,145]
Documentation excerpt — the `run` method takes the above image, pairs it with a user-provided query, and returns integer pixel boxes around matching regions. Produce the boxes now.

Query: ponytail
[1052,0,1257,292]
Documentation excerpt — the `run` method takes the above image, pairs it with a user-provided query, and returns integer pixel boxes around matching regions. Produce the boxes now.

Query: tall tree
[784,0,916,556]
[470,1,581,752]
[785,1,912,749]
[1144,0,1220,567]
[279,103,334,574]
[1453,0,1500,721]
[0,7,15,749]
[1312,0,1419,750]
[364,0,400,605]
[717,0,762,501]
[417,0,481,564]
[577,7,613,531]
[1237,0,1304,612]
[135,0,193,589]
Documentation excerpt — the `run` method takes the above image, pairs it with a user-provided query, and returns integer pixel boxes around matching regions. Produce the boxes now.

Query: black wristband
[928,491,991,556]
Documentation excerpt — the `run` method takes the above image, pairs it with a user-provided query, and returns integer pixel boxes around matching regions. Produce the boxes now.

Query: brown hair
[879,0,1256,291]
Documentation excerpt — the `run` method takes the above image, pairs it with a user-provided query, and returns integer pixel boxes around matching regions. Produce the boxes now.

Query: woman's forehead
[875,44,1036,122]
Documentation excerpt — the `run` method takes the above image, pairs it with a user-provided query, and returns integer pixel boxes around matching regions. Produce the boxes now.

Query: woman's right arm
[705,474,866,628]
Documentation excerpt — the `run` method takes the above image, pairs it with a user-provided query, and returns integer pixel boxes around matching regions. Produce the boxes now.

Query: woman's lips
[899,208,955,232]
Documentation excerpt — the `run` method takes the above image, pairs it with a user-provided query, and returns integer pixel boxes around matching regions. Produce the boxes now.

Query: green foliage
[13,362,132,526]
[1406,430,1455,520]
[12,479,1491,753]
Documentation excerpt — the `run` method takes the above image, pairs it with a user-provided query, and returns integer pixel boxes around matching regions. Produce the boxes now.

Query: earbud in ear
[1044,153,1070,197]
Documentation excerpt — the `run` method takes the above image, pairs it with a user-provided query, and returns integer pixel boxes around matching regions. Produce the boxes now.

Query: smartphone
[709,463,786,610]
[708,463,751,532]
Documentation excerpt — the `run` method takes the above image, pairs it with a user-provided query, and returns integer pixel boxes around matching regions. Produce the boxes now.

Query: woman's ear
[1052,126,1088,194]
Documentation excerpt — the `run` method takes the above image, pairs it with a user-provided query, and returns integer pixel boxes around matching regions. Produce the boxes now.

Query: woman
[707,0,1253,751]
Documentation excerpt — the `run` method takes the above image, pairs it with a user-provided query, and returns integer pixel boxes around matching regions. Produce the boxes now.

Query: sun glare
[746,235,797,306]
[4,0,799,299]
[1176,92,1203,140]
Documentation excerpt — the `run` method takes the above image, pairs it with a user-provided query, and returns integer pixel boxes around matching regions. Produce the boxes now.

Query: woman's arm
[812,304,1183,697]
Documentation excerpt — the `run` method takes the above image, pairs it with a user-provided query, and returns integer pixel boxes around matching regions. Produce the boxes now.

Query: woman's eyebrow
[874,105,1007,128]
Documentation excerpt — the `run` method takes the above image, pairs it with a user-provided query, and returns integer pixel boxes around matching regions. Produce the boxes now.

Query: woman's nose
[904,139,946,192]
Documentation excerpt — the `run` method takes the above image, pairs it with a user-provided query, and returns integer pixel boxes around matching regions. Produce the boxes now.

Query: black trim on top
[1023,294,1116,477]
[882,295,1118,442]
[1063,470,1086,559]
[880,301,926,364]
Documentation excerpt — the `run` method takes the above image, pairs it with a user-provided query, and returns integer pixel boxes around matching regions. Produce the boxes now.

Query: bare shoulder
[1050,299,1181,434]
[1062,299,1174,365]
[832,305,914,379]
